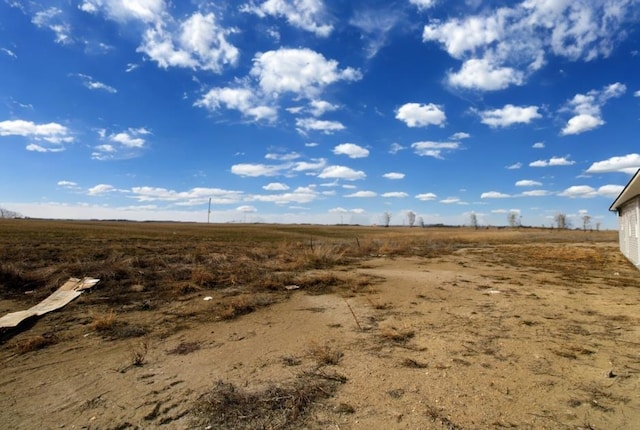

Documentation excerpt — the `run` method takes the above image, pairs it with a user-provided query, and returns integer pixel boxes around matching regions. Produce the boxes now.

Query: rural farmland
[1,220,639,429]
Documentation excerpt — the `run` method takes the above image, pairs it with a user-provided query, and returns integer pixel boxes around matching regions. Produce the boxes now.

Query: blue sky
[1,0,639,227]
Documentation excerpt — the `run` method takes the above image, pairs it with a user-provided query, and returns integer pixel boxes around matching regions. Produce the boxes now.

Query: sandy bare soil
[1,239,640,429]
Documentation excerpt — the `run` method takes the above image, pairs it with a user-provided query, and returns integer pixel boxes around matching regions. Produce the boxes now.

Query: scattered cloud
[561,114,603,136]
[240,0,333,37]
[296,118,346,134]
[381,192,408,198]
[448,58,524,91]
[266,152,300,161]
[72,73,117,93]
[81,2,238,74]
[481,191,511,199]
[309,100,338,117]
[195,87,277,122]
[231,163,289,177]
[415,192,437,201]
[396,103,446,127]
[559,185,623,198]
[383,172,405,180]
[389,143,406,154]
[477,104,541,128]
[515,179,542,187]
[409,0,437,10]
[529,156,575,167]
[332,143,369,158]
[0,119,73,151]
[521,190,551,197]
[141,12,239,73]
[349,5,405,59]
[79,0,165,23]
[450,132,470,140]
[561,82,626,135]
[421,2,639,91]
[440,197,462,204]
[131,186,243,205]
[318,165,366,181]
[506,162,522,170]
[92,127,150,160]
[532,142,544,149]
[88,183,117,195]
[411,141,460,159]
[196,47,360,127]
[586,153,640,174]
[32,7,72,44]
[57,180,79,188]
[236,205,257,212]
[1,47,17,58]
[345,190,377,198]
[263,182,290,191]
[252,48,361,99]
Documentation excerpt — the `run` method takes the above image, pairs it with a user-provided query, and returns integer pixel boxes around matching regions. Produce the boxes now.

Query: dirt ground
[1,238,640,429]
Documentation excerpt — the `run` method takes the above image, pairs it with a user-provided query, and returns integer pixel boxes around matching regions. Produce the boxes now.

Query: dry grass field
[0,219,639,429]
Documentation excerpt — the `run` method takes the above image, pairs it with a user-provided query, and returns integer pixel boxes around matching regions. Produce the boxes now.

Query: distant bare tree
[417,216,424,228]
[469,212,478,230]
[554,212,570,229]
[595,221,601,231]
[382,212,392,227]
[582,215,592,231]
[507,211,519,228]
[406,211,416,227]
[0,207,22,219]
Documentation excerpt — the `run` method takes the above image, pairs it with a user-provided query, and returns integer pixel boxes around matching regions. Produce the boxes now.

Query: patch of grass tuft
[307,342,343,365]
[193,370,345,429]
[14,333,57,354]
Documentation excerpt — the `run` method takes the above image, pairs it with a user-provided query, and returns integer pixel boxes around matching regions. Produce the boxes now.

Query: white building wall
[618,196,640,267]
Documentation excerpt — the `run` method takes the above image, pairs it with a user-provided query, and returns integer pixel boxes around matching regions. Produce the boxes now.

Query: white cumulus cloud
[395,103,446,127]
[529,156,575,167]
[477,104,541,128]
[240,0,333,37]
[383,172,405,180]
[561,82,626,135]
[332,143,369,158]
[318,165,366,181]
[411,141,460,159]
[586,153,640,174]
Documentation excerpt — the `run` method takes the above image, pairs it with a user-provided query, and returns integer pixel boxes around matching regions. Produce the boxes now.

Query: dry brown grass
[307,341,344,365]
[90,311,117,331]
[379,325,416,343]
[193,369,346,429]
[0,219,620,340]
[14,333,57,354]
[218,294,276,320]
[90,311,147,339]
[167,341,201,355]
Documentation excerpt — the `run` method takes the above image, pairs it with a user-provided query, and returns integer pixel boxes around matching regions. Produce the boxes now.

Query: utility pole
[207,198,211,224]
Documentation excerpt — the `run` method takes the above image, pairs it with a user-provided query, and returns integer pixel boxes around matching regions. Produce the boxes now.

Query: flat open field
[1,220,639,429]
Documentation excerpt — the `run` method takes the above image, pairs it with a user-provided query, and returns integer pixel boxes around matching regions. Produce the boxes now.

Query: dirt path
[1,244,639,429]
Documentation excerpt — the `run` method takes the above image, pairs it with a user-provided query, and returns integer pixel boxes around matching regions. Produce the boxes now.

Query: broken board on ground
[0,277,99,328]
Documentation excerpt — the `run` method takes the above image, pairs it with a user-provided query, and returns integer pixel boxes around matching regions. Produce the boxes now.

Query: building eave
[610,169,640,213]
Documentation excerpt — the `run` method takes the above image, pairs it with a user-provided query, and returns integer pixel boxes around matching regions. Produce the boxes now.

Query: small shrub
[193,371,344,429]
[307,342,343,365]
[219,294,275,320]
[167,341,201,355]
[90,311,117,331]
[130,339,149,366]
[380,326,415,343]
[15,334,57,354]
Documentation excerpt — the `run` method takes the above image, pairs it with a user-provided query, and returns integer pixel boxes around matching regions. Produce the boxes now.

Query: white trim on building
[610,169,640,269]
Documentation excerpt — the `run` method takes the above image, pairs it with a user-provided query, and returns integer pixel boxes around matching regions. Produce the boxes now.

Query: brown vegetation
[2,219,639,429]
